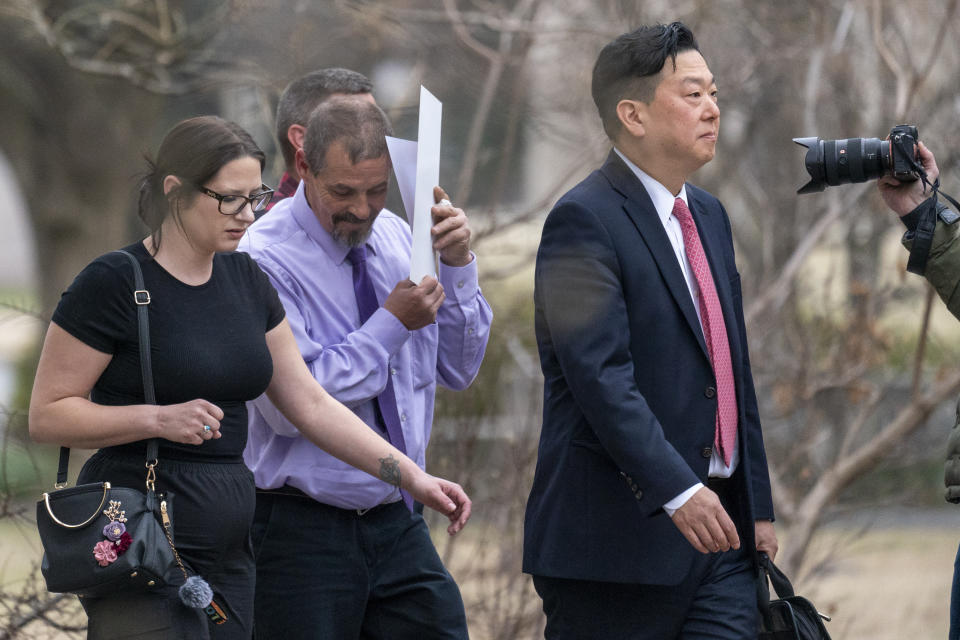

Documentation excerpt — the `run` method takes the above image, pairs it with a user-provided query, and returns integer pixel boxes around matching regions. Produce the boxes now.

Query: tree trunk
[0,21,165,316]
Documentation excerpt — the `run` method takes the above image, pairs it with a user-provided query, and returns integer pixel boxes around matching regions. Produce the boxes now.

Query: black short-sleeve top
[51,242,286,461]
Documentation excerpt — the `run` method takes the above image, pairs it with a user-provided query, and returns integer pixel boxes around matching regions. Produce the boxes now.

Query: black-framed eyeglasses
[196,184,274,215]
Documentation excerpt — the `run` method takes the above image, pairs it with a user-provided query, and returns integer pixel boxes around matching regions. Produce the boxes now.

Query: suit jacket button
[705,386,716,398]
[701,447,713,459]
[635,490,643,499]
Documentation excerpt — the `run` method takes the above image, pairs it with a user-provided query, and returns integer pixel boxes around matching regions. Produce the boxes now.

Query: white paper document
[385,86,442,283]
[385,137,417,228]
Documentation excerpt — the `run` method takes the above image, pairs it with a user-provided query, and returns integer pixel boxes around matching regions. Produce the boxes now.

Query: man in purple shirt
[240,97,491,638]
[262,67,376,215]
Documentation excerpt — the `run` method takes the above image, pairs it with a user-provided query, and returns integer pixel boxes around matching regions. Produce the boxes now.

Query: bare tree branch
[911,285,937,396]
[779,367,960,574]
[441,0,500,63]
[5,0,260,95]
[837,384,882,458]
[745,183,870,326]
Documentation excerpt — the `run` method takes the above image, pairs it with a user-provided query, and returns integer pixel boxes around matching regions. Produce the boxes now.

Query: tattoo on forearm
[378,454,402,488]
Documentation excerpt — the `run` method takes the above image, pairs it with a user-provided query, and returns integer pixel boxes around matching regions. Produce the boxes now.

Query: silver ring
[438,198,452,207]
[203,425,211,432]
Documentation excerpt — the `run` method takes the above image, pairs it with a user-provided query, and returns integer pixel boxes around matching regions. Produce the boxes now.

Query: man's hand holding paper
[431,186,473,267]
[383,276,445,330]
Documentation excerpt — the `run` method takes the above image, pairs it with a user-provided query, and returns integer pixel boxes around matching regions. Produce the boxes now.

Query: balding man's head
[301,97,393,175]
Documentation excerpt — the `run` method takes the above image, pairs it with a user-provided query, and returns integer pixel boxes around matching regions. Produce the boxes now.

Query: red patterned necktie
[672,197,738,465]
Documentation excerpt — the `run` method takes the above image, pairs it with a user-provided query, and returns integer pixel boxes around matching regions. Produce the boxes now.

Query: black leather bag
[35,250,177,597]
[37,478,176,596]
[757,552,832,640]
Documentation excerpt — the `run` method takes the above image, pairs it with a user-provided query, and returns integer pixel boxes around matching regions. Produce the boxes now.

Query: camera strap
[903,147,960,275]
[907,197,937,275]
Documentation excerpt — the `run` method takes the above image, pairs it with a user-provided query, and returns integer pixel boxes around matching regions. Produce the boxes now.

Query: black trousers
[533,477,760,640]
[251,490,468,640]
[533,544,758,640]
[77,453,256,639]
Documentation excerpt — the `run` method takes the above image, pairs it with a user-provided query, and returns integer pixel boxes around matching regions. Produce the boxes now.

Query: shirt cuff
[363,307,411,357]
[663,483,704,517]
[438,253,479,302]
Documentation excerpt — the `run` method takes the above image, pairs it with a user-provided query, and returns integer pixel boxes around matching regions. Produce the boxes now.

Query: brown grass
[793,521,957,640]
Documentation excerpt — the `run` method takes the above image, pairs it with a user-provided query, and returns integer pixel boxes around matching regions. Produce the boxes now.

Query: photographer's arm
[878,142,960,320]
[902,204,960,320]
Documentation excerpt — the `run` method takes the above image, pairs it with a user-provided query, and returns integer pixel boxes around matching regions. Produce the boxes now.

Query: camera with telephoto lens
[793,124,920,194]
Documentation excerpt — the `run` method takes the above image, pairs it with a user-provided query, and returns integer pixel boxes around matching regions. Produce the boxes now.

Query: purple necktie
[346,247,413,510]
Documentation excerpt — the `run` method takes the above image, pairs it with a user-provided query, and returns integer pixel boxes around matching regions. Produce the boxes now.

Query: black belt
[256,485,402,516]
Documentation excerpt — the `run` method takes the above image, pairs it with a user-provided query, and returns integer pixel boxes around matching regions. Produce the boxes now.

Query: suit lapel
[601,152,709,361]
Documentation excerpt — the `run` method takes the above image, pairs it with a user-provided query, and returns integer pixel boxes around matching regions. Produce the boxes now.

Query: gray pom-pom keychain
[179,575,214,609]
[179,574,229,625]
[160,501,217,613]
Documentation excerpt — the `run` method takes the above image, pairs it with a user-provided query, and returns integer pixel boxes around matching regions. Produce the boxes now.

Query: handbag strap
[756,551,797,618]
[54,249,159,487]
[760,552,796,599]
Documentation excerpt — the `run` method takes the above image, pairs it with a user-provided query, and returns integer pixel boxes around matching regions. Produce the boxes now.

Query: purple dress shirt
[239,181,493,509]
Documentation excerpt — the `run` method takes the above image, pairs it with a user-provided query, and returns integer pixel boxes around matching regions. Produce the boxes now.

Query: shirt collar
[613,147,688,226]
[288,180,378,265]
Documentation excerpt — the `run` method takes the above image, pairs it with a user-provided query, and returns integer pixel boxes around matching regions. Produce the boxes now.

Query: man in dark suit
[523,22,778,639]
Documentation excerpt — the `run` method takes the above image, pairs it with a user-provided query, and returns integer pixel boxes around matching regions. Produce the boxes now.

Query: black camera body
[888,124,920,180]
[793,124,919,194]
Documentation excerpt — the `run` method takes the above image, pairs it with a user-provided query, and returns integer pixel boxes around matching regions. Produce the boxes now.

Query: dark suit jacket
[522,151,774,586]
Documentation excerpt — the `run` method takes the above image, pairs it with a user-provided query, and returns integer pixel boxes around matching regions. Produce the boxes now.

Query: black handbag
[757,552,832,640]
[36,250,178,598]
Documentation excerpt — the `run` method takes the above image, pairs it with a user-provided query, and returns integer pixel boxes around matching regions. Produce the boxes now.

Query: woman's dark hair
[138,116,265,250]
[591,22,701,140]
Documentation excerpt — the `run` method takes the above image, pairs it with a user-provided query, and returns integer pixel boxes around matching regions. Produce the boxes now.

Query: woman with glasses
[28,116,471,639]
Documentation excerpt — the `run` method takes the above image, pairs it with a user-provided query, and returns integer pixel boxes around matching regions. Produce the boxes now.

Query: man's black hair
[591,22,700,140]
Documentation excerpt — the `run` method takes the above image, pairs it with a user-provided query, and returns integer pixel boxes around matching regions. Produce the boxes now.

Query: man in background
[263,67,375,213]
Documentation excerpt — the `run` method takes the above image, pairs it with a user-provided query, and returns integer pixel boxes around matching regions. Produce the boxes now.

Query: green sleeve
[903,207,960,320]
